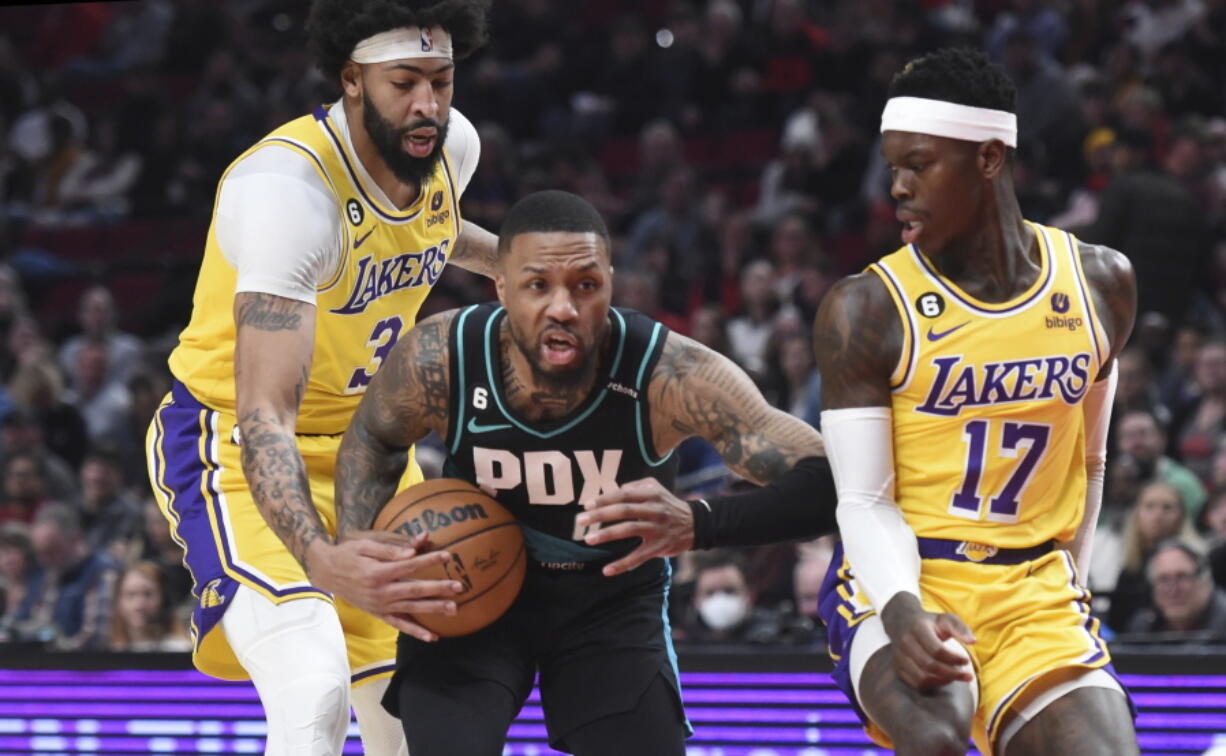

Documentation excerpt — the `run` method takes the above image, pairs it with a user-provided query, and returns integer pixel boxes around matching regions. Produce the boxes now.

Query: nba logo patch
[1050,292,1070,313]
[957,541,999,563]
[421,27,434,52]
[431,190,444,211]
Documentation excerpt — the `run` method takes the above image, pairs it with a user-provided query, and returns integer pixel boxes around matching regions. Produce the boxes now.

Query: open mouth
[901,220,922,244]
[404,130,437,158]
[541,331,579,366]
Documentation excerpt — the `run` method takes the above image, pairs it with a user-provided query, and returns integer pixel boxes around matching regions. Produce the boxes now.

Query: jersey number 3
[346,316,404,393]
[950,420,1050,523]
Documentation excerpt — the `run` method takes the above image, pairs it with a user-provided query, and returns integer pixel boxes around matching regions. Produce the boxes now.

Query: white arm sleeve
[444,108,480,197]
[821,407,922,611]
[1063,363,1117,578]
[215,145,344,304]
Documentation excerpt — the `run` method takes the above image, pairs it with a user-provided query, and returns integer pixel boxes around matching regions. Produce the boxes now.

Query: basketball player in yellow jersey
[813,48,1139,756]
[145,2,494,754]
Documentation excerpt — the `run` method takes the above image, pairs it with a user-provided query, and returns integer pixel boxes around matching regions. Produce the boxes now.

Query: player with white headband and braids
[813,48,1140,755]
[146,2,493,754]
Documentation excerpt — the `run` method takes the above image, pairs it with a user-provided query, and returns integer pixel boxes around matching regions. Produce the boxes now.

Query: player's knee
[265,671,351,755]
[898,718,970,756]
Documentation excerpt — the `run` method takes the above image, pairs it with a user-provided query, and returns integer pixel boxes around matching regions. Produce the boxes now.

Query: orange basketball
[372,478,526,637]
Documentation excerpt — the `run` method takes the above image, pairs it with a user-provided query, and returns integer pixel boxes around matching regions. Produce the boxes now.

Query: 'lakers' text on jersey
[442,303,677,569]
[871,221,1109,549]
[169,106,462,434]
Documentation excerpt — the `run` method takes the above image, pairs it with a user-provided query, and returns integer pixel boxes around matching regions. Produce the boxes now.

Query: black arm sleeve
[688,456,838,549]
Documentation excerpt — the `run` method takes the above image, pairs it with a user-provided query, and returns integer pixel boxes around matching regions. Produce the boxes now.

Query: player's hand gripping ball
[373,478,525,637]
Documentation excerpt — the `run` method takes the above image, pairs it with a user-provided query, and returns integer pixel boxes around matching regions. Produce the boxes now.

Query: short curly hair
[888,47,1015,112]
[307,0,490,80]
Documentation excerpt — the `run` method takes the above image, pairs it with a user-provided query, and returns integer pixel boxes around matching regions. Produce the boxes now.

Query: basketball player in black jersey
[334,190,835,755]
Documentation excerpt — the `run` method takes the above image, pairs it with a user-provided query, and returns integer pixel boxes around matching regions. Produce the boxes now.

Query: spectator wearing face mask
[1125,539,1226,642]
[677,550,777,644]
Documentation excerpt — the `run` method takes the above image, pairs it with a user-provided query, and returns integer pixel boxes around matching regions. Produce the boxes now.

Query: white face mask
[698,592,749,631]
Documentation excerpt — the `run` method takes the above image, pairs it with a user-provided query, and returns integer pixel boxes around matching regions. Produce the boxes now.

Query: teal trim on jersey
[481,307,628,439]
[448,305,481,456]
[635,323,673,467]
[661,559,693,736]
[635,322,662,390]
[521,525,607,563]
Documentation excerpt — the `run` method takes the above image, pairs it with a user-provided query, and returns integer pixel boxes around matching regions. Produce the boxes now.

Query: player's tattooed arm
[233,293,326,572]
[447,220,499,279]
[649,333,824,485]
[1078,242,1138,377]
[812,272,900,410]
[335,310,457,536]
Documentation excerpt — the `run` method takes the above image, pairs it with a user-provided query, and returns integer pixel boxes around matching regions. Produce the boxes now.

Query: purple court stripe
[1135,712,1226,728]
[1131,692,1226,708]
[4,668,1222,688]
[0,703,266,717]
[681,672,832,686]
[0,686,257,701]
[1118,674,1226,687]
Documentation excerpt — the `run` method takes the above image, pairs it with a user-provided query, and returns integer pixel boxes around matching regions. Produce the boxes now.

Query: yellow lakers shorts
[819,539,1118,754]
[145,381,422,684]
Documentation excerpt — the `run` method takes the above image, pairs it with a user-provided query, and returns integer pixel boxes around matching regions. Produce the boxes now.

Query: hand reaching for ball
[309,529,465,642]
[576,477,695,577]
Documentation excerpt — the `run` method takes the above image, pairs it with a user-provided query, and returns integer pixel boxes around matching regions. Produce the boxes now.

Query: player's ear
[494,273,506,305]
[979,139,1008,179]
[341,61,363,100]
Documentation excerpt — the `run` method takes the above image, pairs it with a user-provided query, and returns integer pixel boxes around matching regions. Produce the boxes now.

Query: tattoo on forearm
[236,293,305,332]
[238,408,327,573]
[654,337,821,484]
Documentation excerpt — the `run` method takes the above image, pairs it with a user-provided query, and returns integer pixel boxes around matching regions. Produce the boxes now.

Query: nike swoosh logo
[926,321,970,341]
[467,418,513,434]
[353,229,374,249]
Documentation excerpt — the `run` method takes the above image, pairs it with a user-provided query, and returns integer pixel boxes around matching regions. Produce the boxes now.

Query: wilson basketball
[372,478,525,637]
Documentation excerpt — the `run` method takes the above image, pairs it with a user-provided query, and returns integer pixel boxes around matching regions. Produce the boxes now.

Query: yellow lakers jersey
[169,106,461,434]
[871,222,1108,549]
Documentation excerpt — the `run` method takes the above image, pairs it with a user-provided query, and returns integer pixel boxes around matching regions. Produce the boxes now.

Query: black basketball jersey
[442,303,678,568]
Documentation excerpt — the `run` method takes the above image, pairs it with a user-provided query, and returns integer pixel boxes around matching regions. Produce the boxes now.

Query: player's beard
[362,95,449,188]
[508,320,603,395]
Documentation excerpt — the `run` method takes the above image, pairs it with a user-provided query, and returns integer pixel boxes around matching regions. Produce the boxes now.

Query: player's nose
[408,86,441,121]
[544,289,578,321]
[890,171,914,202]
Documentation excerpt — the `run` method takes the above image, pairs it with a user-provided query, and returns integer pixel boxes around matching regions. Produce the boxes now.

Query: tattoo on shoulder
[813,274,899,409]
[236,293,306,332]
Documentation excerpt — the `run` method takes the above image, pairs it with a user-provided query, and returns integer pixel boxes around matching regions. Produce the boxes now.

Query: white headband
[880,96,1017,147]
[351,26,453,64]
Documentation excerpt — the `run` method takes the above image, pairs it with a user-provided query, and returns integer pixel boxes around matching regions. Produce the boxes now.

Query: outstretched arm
[651,332,824,483]
[579,332,833,575]
[816,272,973,690]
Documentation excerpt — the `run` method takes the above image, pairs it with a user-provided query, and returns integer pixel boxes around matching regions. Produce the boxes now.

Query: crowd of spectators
[1,0,1226,653]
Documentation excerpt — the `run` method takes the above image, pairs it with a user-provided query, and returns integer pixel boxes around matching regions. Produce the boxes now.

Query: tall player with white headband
[813,48,1139,755]
[145,2,493,754]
